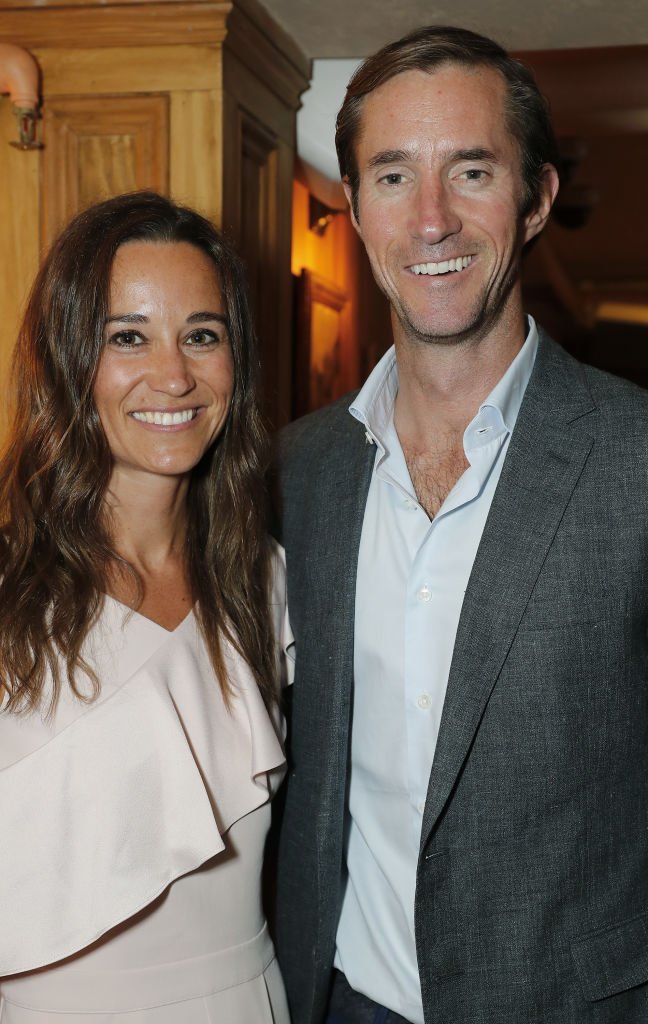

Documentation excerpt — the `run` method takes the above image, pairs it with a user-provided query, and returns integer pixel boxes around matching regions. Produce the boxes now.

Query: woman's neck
[103,466,189,571]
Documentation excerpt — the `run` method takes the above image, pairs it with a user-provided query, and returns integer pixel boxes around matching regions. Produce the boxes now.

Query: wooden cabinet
[0,0,310,428]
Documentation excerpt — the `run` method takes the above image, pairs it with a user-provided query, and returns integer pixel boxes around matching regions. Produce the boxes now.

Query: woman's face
[94,240,234,488]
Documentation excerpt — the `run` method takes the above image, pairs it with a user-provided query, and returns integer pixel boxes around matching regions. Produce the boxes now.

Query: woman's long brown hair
[0,191,277,714]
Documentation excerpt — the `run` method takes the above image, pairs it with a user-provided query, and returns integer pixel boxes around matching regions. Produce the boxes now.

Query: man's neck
[393,310,526,449]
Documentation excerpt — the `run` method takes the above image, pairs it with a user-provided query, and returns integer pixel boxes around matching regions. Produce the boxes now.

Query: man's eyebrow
[367,149,414,169]
[366,146,498,170]
[451,147,497,162]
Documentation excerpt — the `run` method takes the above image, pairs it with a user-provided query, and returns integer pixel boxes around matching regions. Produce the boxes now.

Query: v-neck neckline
[103,593,195,634]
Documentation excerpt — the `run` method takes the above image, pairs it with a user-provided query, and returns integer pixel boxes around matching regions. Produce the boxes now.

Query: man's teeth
[411,256,472,275]
[131,409,197,425]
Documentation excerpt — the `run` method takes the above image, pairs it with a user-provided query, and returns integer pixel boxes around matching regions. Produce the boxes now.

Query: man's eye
[462,168,488,181]
[108,330,142,348]
[380,172,405,186]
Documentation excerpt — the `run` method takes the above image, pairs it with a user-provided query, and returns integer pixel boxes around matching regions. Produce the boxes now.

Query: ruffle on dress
[0,573,290,976]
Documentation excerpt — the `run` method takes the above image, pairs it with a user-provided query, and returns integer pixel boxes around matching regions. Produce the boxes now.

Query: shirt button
[417,802,425,814]
[417,585,432,603]
[417,693,431,710]
[404,498,417,510]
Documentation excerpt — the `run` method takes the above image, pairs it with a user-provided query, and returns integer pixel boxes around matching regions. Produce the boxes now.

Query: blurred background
[1,0,647,430]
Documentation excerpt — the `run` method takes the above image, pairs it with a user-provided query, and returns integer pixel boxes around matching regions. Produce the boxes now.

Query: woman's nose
[146,344,196,396]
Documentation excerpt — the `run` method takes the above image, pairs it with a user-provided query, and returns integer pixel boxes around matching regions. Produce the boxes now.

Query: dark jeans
[325,970,415,1024]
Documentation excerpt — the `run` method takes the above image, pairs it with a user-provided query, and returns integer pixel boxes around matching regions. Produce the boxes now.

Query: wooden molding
[169,88,222,222]
[37,45,222,96]
[224,0,310,111]
[0,2,231,48]
[0,96,39,430]
[1,0,220,5]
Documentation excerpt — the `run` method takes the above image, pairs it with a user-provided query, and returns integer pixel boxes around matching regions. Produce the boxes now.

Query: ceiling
[260,0,648,58]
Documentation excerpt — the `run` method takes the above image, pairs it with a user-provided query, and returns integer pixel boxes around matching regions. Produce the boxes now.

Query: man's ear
[523,163,560,244]
[342,178,362,236]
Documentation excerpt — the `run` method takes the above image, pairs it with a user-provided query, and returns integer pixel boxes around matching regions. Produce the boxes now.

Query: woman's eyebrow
[104,312,149,325]
[185,312,228,325]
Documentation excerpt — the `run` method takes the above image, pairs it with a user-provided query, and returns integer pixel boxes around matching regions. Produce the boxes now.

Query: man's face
[346,63,557,347]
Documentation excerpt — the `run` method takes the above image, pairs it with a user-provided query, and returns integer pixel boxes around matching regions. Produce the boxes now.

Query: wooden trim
[223,49,295,145]
[0,96,40,434]
[37,45,222,96]
[169,88,222,223]
[227,0,310,80]
[1,0,221,5]
[224,0,310,111]
[0,2,231,47]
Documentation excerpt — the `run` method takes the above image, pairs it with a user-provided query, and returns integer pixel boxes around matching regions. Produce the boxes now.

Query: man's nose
[409,178,462,244]
[147,345,196,396]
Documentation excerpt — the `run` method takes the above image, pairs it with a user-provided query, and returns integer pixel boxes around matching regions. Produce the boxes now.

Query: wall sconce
[309,195,340,236]
[0,43,42,150]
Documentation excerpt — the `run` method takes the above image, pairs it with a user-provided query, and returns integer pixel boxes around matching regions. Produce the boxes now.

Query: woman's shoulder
[0,597,165,768]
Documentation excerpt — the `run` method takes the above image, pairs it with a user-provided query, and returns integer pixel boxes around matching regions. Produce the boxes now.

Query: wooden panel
[0,3,230,48]
[36,46,220,97]
[238,113,280,414]
[0,96,40,434]
[223,48,295,145]
[294,270,349,417]
[273,138,296,422]
[42,94,169,246]
[222,98,292,424]
[225,0,310,110]
[239,112,278,305]
[169,89,222,223]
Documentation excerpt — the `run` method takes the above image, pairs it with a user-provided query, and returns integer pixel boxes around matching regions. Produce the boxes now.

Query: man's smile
[409,255,474,276]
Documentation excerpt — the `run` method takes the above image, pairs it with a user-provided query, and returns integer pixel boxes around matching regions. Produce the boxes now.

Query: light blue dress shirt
[333,319,539,1022]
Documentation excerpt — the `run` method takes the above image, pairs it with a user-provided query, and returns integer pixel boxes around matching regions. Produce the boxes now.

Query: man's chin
[399,314,485,348]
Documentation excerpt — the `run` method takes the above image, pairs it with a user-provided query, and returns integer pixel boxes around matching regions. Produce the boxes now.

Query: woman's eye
[185,329,219,346]
[108,330,143,348]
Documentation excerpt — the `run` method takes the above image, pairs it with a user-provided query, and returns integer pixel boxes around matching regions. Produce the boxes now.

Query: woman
[0,192,292,1022]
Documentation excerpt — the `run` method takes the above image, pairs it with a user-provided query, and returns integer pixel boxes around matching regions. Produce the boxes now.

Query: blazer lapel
[312,416,376,681]
[420,335,597,847]
[283,404,375,809]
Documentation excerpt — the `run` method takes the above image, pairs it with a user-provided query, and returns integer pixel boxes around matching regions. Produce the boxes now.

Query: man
[274,25,648,1024]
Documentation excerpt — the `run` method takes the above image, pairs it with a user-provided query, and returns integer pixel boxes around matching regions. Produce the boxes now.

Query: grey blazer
[273,332,648,1024]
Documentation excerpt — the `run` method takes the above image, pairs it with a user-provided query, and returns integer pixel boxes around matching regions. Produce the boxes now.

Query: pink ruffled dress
[0,560,292,1023]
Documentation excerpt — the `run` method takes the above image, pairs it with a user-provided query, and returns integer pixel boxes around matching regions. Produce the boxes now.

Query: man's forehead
[355,64,510,150]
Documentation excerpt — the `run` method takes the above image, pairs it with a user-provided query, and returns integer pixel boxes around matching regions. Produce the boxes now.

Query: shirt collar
[350,315,539,453]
